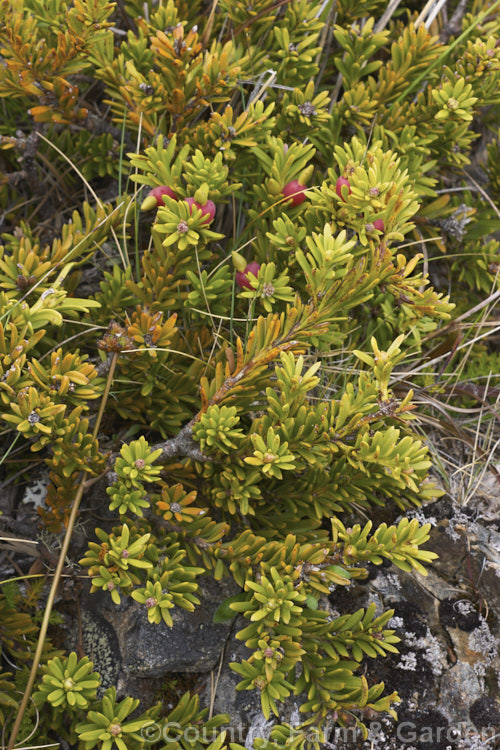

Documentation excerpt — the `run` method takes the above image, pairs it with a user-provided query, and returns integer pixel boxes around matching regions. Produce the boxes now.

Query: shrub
[0,0,499,747]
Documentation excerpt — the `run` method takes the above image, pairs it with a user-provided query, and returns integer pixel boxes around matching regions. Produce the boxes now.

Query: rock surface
[64,574,240,705]
[304,494,500,750]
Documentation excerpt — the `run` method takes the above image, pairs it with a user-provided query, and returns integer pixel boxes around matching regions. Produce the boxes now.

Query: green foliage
[192,405,244,455]
[33,652,101,709]
[237,263,295,313]
[0,0,499,746]
[79,523,153,603]
[75,687,154,750]
[106,435,164,517]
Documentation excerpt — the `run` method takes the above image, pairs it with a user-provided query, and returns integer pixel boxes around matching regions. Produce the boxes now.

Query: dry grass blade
[0,533,39,558]
[415,0,448,30]
[208,641,227,720]
[201,0,220,47]
[314,0,338,85]
[374,0,404,31]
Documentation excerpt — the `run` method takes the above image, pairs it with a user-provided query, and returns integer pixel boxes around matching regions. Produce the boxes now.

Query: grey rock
[117,575,239,678]
[202,618,262,735]
[70,574,240,703]
[438,661,482,725]
[64,591,121,693]
[80,609,121,692]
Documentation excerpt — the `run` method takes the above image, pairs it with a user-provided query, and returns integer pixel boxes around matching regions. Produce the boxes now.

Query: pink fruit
[335,177,351,201]
[184,197,216,224]
[373,219,385,232]
[236,261,261,289]
[200,199,216,223]
[184,197,198,211]
[282,180,307,207]
[141,185,177,211]
[150,185,177,204]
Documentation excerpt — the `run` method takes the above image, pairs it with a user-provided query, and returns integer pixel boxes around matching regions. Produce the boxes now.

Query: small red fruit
[200,199,216,223]
[184,197,198,212]
[335,177,351,201]
[151,185,177,203]
[236,261,261,289]
[141,185,177,210]
[282,180,307,207]
[184,197,216,224]
[373,219,385,232]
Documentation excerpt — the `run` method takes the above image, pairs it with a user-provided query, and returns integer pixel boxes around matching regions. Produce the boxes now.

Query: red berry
[335,177,351,201]
[149,185,177,205]
[373,219,385,232]
[200,199,216,223]
[236,261,261,289]
[282,180,307,207]
[184,197,198,211]
[184,197,216,224]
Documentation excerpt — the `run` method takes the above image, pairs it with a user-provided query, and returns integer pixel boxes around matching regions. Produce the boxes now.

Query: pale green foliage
[192,404,244,454]
[34,653,101,710]
[75,688,153,750]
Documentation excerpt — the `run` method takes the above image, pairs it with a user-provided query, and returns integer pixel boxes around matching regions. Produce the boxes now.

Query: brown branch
[83,112,135,152]
[121,305,323,467]
[151,422,208,464]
